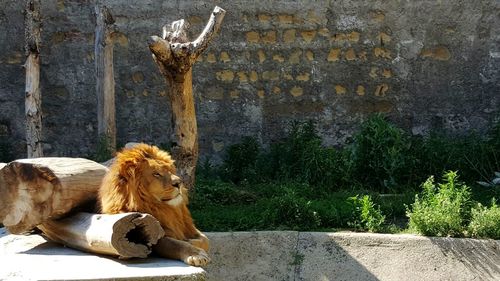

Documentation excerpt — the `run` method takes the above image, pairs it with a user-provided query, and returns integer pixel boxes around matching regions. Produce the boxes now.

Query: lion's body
[98,143,209,266]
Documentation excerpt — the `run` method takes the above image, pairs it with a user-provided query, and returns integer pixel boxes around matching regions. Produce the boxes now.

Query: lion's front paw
[183,250,210,266]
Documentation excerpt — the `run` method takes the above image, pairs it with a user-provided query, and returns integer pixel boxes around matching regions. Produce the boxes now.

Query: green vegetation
[192,114,500,239]
[469,200,500,239]
[348,195,386,233]
[407,171,472,237]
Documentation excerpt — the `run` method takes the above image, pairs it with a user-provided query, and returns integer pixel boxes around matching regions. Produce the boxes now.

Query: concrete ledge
[0,228,205,281]
[206,231,500,281]
[2,229,499,281]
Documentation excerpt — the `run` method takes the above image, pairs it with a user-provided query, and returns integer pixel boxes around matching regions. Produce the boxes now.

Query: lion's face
[139,158,184,206]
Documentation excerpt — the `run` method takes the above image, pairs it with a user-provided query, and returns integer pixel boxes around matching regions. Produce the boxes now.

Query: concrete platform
[0,228,205,281]
[205,231,500,281]
[2,229,499,281]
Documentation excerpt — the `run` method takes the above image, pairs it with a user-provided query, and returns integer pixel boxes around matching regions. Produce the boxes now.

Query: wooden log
[148,6,226,190]
[38,212,164,259]
[24,0,43,158]
[95,3,116,154]
[0,158,108,234]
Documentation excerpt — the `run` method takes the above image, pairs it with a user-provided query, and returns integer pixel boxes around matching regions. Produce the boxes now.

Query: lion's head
[98,143,187,216]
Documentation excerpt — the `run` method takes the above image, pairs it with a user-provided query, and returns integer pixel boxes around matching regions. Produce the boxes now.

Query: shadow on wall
[430,237,500,280]
[296,232,379,281]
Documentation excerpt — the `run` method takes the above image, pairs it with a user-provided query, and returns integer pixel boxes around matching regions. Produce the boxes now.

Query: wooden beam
[95,3,116,154]
[24,0,43,158]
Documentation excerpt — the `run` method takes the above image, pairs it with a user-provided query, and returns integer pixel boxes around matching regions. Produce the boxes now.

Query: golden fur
[99,143,209,266]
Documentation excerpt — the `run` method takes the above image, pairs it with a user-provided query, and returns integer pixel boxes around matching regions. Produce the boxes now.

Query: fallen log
[0,157,108,234]
[38,212,164,259]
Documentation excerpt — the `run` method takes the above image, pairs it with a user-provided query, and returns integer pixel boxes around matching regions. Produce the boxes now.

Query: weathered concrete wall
[205,231,500,281]
[0,0,499,160]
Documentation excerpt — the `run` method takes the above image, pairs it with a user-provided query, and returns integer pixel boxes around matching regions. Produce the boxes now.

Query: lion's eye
[153,172,161,178]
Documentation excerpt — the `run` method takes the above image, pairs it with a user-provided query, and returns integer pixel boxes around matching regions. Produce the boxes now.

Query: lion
[98,143,210,266]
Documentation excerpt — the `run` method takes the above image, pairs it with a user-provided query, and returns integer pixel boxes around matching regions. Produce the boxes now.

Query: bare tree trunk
[95,3,116,153]
[148,6,226,190]
[0,158,108,234]
[38,212,164,259]
[24,0,43,158]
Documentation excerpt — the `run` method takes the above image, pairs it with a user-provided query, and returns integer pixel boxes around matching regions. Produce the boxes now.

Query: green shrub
[191,179,256,206]
[222,137,260,183]
[348,195,386,232]
[417,120,500,185]
[261,121,349,190]
[468,199,500,239]
[407,171,472,237]
[310,197,355,229]
[264,189,321,230]
[348,114,418,192]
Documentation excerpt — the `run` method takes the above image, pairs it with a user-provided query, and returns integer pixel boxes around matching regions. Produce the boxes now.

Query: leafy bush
[194,117,500,235]
[222,137,261,184]
[261,121,347,188]
[191,179,256,206]
[220,121,349,191]
[348,195,386,232]
[417,120,500,185]
[407,171,472,237]
[468,199,500,239]
[348,114,418,192]
[264,189,321,230]
[310,197,356,229]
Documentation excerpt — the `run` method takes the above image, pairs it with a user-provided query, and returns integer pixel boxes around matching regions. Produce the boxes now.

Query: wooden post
[38,212,164,259]
[24,0,43,158]
[95,3,116,154]
[0,158,108,234]
[148,6,226,190]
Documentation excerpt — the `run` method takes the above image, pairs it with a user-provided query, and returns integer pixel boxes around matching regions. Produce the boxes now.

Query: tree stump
[0,158,108,234]
[148,6,226,190]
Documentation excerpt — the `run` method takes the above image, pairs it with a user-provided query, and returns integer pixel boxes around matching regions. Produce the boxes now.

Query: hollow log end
[111,213,164,258]
[0,162,58,234]
[132,213,165,246]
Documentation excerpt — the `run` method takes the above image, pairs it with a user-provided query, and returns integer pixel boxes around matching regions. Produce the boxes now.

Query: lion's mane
[98,143,199,241]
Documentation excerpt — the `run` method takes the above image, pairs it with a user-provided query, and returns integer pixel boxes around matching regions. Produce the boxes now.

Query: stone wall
[0,0,498,161]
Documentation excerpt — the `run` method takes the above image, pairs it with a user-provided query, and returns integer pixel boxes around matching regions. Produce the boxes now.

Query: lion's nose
[171,175,181,188]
